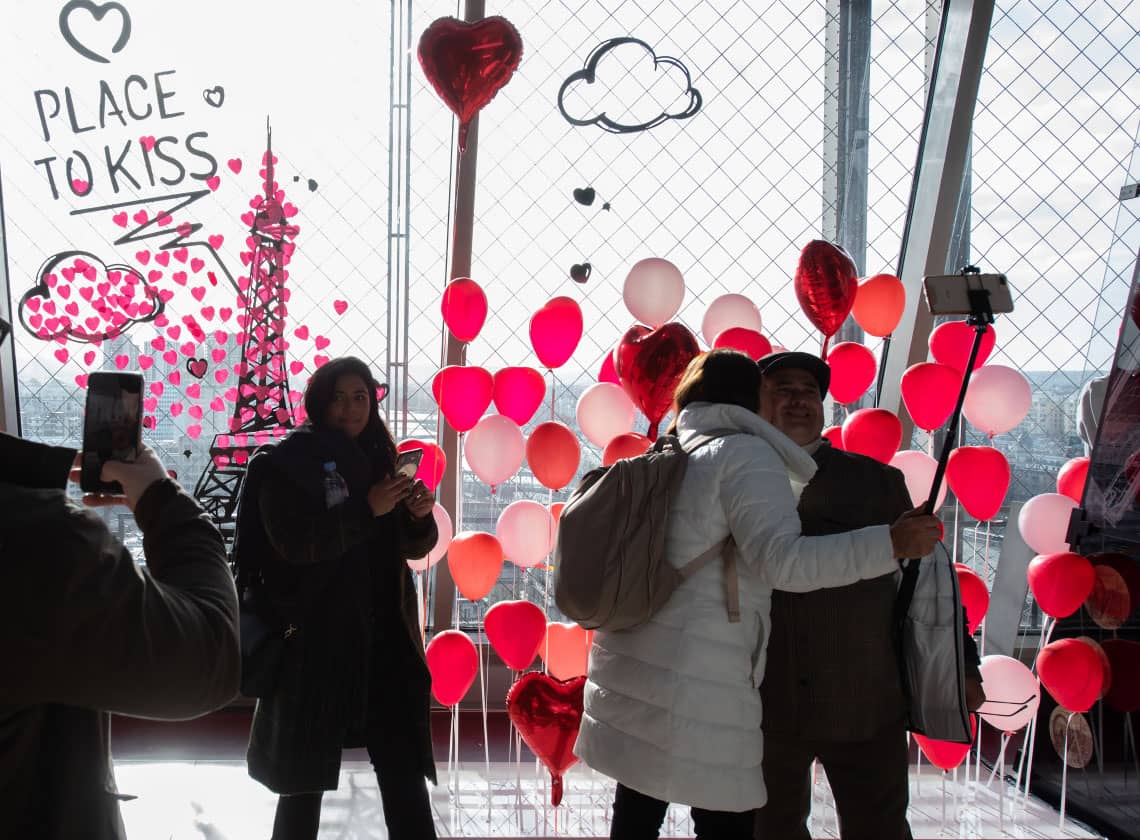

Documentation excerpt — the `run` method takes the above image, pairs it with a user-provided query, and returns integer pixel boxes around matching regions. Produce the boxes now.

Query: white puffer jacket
[574,402,898,812]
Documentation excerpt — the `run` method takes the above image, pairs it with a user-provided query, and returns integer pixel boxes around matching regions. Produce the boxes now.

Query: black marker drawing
[203,86,225,108]
[573,186,610,211]
[570,263,592,283]
[59,0,132,64]
[558,37,701,134]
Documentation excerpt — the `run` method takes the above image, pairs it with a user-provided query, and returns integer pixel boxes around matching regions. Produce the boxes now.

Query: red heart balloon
[396,439,447,491]
[840,408,901,464]
[432,365,493,432]
[928,320,996,373]
[1027,552,1096,619]
[946,446,1010,521]
[493,366,546,425]
[954,563,989,634]
[826,342,876,404]
[425,630,478,706]
[1037,638,1103,713]
[530,297,583,369]
[417,16,523,152]
[441,277,487,343]
[506,672,585,806]
[484,600,547,670]
[793,240,858,344]
[900,362,961,431]
[615,322,700,440]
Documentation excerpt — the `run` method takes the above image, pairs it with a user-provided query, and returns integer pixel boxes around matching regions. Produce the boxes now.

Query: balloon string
[821,333,831,360]
[478,601,490,775]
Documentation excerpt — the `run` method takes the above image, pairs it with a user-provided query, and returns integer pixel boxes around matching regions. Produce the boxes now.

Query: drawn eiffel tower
[193,122,300,537]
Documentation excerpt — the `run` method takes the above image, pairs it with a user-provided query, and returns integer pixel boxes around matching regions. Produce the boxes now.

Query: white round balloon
[978,654,1040,733]
[496,500,556,568]
[1018,492,1078,555]
[576,382,637,448]
[701,294,763,347]
[464,414,524,488]
[623,258,685,328]
[408,503,453,572]
[889,450,948,510]
[963,365,1031,437]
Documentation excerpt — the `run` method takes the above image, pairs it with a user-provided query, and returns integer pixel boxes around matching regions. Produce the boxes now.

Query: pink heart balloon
[530,297,583,369]
[493,366,546,425]
[431,365,493,432]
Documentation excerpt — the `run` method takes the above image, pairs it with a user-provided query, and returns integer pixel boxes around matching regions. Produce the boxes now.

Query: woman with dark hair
[243,356,439,839]
[575,349,941,839]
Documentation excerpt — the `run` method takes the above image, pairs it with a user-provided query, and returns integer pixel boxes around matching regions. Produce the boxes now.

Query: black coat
[0,434,240,840]
[245,426,439,794]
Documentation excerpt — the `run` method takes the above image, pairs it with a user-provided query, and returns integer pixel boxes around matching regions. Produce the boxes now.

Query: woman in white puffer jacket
[574,349,941,839]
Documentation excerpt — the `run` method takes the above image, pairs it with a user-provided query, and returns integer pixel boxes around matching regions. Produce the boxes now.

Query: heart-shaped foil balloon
[793,240,858,353]
[506,672,586,806]
[615,323,700,440]
[417,16,523,152]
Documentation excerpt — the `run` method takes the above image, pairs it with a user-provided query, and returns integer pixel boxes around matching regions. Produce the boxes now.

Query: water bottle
[323,461,349,508]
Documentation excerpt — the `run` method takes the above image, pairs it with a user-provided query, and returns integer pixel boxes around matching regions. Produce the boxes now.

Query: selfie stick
[922,265,996,516]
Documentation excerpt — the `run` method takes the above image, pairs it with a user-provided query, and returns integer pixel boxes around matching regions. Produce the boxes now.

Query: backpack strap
[676,536,741,623]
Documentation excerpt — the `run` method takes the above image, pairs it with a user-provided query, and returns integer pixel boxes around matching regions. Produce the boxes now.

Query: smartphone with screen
[395,448,424,479]
[924,273,1014,316]
[80,371,144,494]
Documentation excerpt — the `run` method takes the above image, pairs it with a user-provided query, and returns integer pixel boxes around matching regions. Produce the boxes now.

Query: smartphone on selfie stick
[80,371,145,494]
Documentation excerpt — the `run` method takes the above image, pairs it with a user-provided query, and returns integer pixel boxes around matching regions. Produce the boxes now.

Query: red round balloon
[928,321,996,374]
[397,439,447,491]
[900,362,961,431]
[484,600,547,670]
[794,240,858,340]
[1056,456,1090,503]
[841,408,902,464]
[954,563,989,634]
[506,672,585,806]
[1028,552,1096,619]
[493,366,546,425]
[945,446,1010,521]
[851,273,906,338]
[1102,640,1140,713]
[615,323,701,440]
[425,630,479,706]
[602,432,652,466]
[821,425,845,450]
[530,297,583,369]
[712,327,772,361]
[448,531,504,601]
[526,421,581,491]
[432,365,493,432]
[826,342,876,404]
[417,16,523,152]
[440,277,487,343]
[914,714,977,770]
[1037,638,1104,713]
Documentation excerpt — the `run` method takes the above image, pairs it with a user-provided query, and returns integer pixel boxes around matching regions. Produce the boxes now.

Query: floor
[109,711,1105,839]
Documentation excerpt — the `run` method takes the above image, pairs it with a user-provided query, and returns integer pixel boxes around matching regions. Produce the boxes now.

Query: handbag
[238,587,294,698]
[894,545,973,743]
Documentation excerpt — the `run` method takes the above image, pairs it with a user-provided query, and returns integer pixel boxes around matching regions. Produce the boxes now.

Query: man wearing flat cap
[753,351,981,840]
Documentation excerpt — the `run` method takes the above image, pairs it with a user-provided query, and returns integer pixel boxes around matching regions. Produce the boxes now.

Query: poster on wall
[0,1,395,526]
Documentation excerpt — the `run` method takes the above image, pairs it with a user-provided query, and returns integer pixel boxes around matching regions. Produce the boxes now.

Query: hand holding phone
[80,372,144,494]
[395,448,425,479]
[77,445,169,511]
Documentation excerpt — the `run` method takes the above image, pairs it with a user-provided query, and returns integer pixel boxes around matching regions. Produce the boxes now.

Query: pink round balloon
[576,382,636,448]
[963,365,1031,437]
[623,258,685,328]
[978,655,1039,733]
[432,365,493,432]
[493,366,546,425]
[889,450,947,510]
[464,414,524,488]
[529,297,583,369]
[496,500,556,568]
[713,327,772,361]
[701,293,762,346]
[408,503,453,572]
[1018,492,1078,555]
[440,277,487,343]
